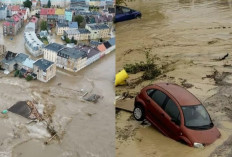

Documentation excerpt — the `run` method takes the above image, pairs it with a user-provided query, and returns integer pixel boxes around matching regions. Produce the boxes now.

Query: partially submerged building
[33,59,56,82]
[57,47,87,72]
[3,12,24,36]
[43,43,65,63]
[24,31,44,57]
[85,23,110,39]
[0,52,28,73]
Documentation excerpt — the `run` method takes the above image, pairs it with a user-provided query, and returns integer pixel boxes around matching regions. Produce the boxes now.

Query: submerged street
[0,21,115,157]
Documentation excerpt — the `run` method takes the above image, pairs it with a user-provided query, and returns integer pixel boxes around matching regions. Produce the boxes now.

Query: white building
[43,43,65,63]
[64,29,79,40]
[56,22,69,36]
[24,32,45,57]
[25,22,35,32]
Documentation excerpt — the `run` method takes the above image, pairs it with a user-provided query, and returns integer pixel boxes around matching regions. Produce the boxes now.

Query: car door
[146,89,168,132]
[162,98,181,139]
[116,6,126,22]
[122,7,134,21]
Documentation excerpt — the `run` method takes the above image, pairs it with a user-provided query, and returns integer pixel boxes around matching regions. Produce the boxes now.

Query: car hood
[184,126,221,145]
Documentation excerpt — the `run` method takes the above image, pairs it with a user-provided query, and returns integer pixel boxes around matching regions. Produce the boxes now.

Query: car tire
[133,105,145,121]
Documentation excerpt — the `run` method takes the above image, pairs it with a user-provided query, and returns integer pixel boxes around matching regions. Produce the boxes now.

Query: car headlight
[194,142,204,148]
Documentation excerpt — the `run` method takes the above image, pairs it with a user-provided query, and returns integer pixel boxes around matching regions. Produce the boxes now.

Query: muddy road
[116,0,232,156]
[0,22,115,156]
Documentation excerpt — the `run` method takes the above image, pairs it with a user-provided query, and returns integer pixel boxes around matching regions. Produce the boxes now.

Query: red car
[133,83,220,148]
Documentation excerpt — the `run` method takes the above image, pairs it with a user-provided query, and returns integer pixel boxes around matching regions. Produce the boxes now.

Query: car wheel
[133,105,145,121]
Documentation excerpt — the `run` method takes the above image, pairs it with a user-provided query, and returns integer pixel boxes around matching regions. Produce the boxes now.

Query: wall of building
[43,49,58,63]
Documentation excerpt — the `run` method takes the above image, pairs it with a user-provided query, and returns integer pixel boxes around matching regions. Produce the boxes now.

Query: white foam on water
[0,152,11,157]
[26,122,50,139]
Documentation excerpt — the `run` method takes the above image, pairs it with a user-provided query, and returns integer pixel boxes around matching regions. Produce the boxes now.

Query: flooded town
[0,0,115,156]
[116,0,232,157]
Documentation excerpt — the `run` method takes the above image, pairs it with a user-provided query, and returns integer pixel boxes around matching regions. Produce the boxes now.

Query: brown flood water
[0,22,115,156]
[116,0,232,157]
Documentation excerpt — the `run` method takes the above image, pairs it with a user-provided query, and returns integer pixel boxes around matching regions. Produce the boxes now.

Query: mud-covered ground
[0,22,115,156]
[116,0,232,156]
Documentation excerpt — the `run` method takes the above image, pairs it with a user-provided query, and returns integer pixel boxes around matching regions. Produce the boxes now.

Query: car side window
[151,90,167,107]
[116,7,123,14]
[122,7,131,13]
[146,89,155,97]
[165,99,180,122]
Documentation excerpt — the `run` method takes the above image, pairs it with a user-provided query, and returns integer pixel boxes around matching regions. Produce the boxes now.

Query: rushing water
[0,21,115,156]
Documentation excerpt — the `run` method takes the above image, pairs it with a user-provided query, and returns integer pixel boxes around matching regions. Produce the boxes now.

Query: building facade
[0,4,7,20]
[56,22,69,36]
[43,43,65,63]
[65,10,73,22]
[85,23,110,39]
[3,12,24,36]
[33,58,56,82]
[24,31,44,57]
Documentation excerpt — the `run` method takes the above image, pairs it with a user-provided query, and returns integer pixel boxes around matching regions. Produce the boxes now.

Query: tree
[23,0,32,10]
[74,15,84,27]
[26,75,33,81]
[71,36,75,43]
[47,0,51,8]
[70,37,77,44]
[40,21,47,31]
[65,37,70,43]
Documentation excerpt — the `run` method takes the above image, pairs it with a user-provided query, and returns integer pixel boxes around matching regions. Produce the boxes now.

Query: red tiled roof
[12,14,20,22]
[40,8,48,15]
[3,21,10,26]
[47,8,55,15]
[17,12,24,18]
[30,16,38,23]
[97,44,106,52]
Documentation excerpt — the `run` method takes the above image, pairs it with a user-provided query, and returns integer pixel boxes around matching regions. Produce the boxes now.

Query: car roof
[152,83,201,106]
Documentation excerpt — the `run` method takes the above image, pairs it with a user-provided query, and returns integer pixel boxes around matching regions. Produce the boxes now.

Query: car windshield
[182,105,213,130]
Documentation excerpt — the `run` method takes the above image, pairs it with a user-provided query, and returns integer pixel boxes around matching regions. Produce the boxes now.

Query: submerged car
[133,83,220,147]
[115,5,142,23]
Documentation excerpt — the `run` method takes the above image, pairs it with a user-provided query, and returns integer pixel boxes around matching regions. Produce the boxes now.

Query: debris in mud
[202,69,231,85]
[115,69,129,86]
[84,94,102,103]
[8,101,42,120]
[181,79,194,88]
[123,49,133,56]
[209,135,232,157]
[122,91,135,99]
[213,53,229,61]
[208,40,218,45]
[124,50,161,81]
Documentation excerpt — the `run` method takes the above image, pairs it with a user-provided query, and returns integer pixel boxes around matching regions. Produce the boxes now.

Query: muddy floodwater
[0,22,115,156]
[116,0,232,156]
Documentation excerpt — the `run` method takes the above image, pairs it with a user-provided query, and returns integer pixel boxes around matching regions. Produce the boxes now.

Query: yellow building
[55,8,65,21]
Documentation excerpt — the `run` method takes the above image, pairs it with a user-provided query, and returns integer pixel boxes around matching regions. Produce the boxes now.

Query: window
[182,105,212,129]
[151,90,167,107]
[165,99,180,121]
[122,7,131,13]
[146,89,154,97]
